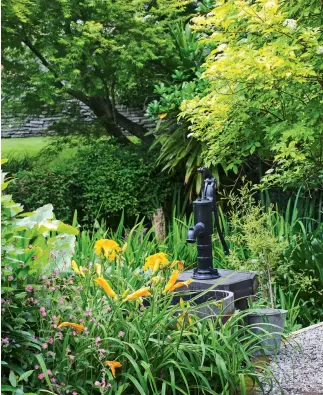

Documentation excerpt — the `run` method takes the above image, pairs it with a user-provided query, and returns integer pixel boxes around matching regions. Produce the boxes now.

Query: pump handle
[197,167,229,255]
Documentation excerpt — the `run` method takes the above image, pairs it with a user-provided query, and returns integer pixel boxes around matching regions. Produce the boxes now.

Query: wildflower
[57,322,84,333]
[119,331,125,337]
[2,338,9,344]
[159,113,167,119]
[42,343,48,349]
[170,261,184,271]
[56,332,63,340]
[105,360,122,377]
[123,287,151,301]
[40,307,46,313]
[94,381,101,386]
[59,297,64,304]
[47,338,54,344]
[26,285,34,293]
[38,373,45,380]
[84,309,92,317]
[95,336,101,346]
[42,312,47,317]
[34,365,40,369]
[48,351,55,357]
[143,252,169,272]
[79,319,84,324]
[95,277,117,300]
[8,276,14,281]
[50,378,56,383]
[72,392,78,395]
[106,305,111,311]
[47,370,53,376]
[69,355,75,361]
[95,263,102,277]
[94,239,121,261]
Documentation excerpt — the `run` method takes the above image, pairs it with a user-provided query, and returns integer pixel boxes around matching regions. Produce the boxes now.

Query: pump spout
[186,222,205,243]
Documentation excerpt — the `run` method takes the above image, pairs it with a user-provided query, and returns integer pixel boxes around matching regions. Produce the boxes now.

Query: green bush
[8,142,172,227]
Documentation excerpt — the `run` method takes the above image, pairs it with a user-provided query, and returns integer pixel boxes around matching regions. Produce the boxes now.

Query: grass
[1,137,51,157]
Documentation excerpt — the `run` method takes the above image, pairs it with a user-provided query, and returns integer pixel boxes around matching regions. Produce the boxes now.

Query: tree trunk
[152,207,166,243]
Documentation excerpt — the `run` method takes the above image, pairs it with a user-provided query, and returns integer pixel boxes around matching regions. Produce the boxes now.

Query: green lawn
[1,136,79,169]
[1,137,50,158]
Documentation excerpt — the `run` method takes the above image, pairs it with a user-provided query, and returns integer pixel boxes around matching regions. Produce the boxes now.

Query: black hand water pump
[186,168,229,280]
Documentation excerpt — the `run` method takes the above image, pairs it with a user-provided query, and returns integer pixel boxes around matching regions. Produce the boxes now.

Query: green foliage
[2,0,191,141]
[1,169,78,386]
[179,0,323,189]
[7,141,173,226]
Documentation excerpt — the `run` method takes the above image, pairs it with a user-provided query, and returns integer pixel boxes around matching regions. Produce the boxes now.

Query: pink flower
[52,315,57,321]
[34,365,39,369]
[95,336,101,346]
[50,378,56,383]
[106,305,111,311]
[49,286,55,292]
[72,392,78,395]
[72,331,77,336]
[59,297,64,304]
[69,314,73,320]
[42,343,48,349]
[8,276,14,281]
[38,373,45,380]
[26,285,34,293]
[84,309,92,317]
[32,255,38,260]
[56,332,63,340]
[42,312,47,317]
[79,318,84,323]
[52,324,58,329]
[48,351,55,357]
[69,355,75,361]
[2,338,9,344]
[47,338,54,344]
[94,381,101,386]
[40,307,46,313]
[119,331,125,337]
[47,369,53,376]
[1,298,5,304]
[60,382,66,387]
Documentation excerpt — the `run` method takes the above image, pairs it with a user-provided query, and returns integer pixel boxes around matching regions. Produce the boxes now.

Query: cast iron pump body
[187,168,229,280]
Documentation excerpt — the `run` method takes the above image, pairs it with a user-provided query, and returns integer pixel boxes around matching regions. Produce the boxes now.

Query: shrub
[7,141,173,227]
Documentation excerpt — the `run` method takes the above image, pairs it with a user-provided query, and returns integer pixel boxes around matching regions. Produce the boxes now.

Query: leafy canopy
[2,0,189,112]
[178,0,323,189]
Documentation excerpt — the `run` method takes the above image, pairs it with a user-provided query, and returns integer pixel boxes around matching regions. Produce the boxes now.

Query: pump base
[193,267,220,280]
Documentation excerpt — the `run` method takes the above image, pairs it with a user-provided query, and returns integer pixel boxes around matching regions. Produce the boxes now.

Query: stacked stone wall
[1,102,154,138]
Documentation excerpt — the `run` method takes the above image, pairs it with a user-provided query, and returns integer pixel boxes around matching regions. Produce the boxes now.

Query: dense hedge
[8,142,172,227]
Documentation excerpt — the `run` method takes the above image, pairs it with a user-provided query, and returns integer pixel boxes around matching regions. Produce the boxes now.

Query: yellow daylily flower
[105,360,122,378]
[123,287,151,301]
[163,270,180,293]
[122,242,128,253]
[94,263,102,277]
[94,239,121,261]
[95,277,117,300]
[167,279,193,293]
[143,253,169,272]
[176,313,193,329]
[57,322,84,333]
[170,260,184,271]
[159,113,167,119]
[151,275,163,284]
[71,260,85,277]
